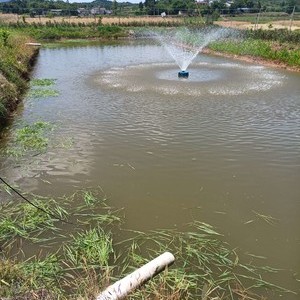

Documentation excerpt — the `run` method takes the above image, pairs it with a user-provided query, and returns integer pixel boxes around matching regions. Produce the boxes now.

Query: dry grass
[215,20,300,31]
[0,13,19,23]
[1,13,299,29]
[0,13,183,25]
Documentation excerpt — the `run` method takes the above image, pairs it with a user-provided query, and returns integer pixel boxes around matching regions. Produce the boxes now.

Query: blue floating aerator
[178,70,189,78]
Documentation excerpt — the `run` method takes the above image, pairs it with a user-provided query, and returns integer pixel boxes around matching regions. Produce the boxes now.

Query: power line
[0,176,73,224]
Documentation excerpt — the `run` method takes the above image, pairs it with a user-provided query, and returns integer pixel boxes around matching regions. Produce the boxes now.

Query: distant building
[196,0,208,5]
[225,1,233,7]
[77,8,89,17]
[91,7,112,15]
[49,9,63,16]
[237,7,251,13]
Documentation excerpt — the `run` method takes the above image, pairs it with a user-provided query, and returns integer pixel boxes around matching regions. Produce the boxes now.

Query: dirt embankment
[0,34,39,127]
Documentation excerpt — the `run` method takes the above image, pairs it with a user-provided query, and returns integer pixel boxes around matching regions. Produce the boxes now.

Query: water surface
[0,40,299,298]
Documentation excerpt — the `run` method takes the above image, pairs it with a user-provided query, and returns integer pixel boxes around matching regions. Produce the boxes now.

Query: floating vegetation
[115,221,295,300]
[244,211,279,226]
[0,196,66,245]
[252,210,279,226]
[28,77,59,99]
[0,187,296,299]
[31,78,56,87]
[3,121,53,157]
[58,136,74,149]
[28,88,59,98]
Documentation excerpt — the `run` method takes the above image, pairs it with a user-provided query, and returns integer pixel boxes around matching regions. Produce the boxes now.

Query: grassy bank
[0,29,38,126]
[0,23,129,127]
[208,29,300,69]
[0,186,295,299]
[2,22,128,40]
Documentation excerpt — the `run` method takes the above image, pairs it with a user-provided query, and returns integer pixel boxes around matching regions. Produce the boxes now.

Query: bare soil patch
[215,20,300,31]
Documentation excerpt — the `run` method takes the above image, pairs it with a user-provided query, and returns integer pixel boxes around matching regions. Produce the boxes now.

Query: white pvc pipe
[96,251,175,300]
[25,43,42,46]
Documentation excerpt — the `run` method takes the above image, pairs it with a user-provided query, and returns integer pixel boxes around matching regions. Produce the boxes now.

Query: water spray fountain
[97,27,283,96]
[151,27,231,79]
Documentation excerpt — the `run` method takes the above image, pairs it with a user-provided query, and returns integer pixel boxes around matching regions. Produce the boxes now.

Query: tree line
[0,0,298,16]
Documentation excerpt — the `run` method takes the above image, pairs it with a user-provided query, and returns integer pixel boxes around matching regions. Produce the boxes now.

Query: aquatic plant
[3,121,53,157]
[28,88,59,98]
[115,221,295,299]
[28,78,59,100]
[64,227,113,267]
[31,78,56,86]
[0,196,66,245]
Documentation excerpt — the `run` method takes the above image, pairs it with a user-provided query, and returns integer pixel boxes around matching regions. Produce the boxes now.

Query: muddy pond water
[0,40,300,298]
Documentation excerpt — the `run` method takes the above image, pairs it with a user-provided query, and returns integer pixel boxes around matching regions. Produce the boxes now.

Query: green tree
[286,0,297,13]
[139,1,144,12]
[145,0,156,15]
[112,0,118,15]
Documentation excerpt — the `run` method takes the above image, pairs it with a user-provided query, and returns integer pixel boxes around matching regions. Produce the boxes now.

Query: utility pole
[66,0,70,19]
[289,6,295,32]
[255,8,261,30]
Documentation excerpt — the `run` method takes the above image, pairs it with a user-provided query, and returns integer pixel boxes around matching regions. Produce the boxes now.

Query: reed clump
[0,186,295,300]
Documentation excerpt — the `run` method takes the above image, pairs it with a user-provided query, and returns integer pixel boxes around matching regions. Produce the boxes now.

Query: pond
[0,40,299,298]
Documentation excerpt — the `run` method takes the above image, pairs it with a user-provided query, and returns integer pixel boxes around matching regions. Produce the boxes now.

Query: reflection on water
[0,41,299,298]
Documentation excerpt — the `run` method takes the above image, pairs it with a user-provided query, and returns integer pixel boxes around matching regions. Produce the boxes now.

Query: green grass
[209,37,300,67]
[0,186,296,299]
[208,29,300,68]
[64,227,113,267]
[0,196,65,244]
[2,23,128,40]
